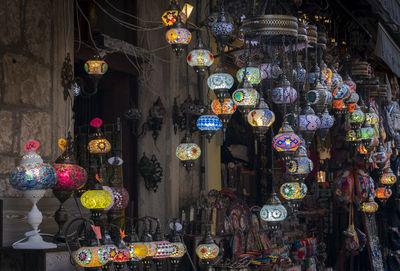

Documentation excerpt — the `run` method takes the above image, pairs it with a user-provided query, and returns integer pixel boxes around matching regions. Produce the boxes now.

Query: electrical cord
[104,0,162,24]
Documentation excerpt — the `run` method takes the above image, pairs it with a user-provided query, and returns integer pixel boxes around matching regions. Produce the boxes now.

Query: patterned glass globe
[211,98,236,115]
[232,85,259,114]
[187,49,214,72]
[286,146,313,182]
[212,10,234,44]
[247,98,275,138]
[84,56,108,75]
[272,122,301,160]
[74,246,110,268]
[330,68,343,92]
[380,167,397,186]
[260,193,287,230]
[196,243,219,260]
[236,66,262,85]
[319,109,335,142]
[357,126,376,141]
[103,186,129,211]
[88,118,111,154]
[176,143,201,161]
[80,189,113,210]
[366,107,379,125]
[344,77,357,93]
[260,62,282,80]
[346,105,365,129]
[299,104,321,146]
[166,23,192,55]
[280,182,307,200]
[170,242,186,258]
[127,242,148,261]
[372,143,388,170]
[196,114,222,141]
[207,72,234,102]
[306,81,332,114]
[271,76,298,113]
[345,92,359,113]
[333,83,351,100]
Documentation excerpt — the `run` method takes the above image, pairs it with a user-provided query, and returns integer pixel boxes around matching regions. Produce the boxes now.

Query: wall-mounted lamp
[138,153,163,192]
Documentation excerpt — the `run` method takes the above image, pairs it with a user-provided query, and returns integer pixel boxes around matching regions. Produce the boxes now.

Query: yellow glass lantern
[376,187,392,199]
[380,167,397,186]
[88,118,111,154]
[80,189,113,210]
[362,201,378,213]
[127,242,148,261]
[84,56,108,75]
[74,246,110,267]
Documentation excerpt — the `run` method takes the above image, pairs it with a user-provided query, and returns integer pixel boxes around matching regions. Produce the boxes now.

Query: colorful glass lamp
[271,76,298,112]
[247,98,275,139]
[9,141,58,249]
[299,103,321,147]
[306,81,332,114]
[166,15,191,56]
[319,108,334,143]
[176,133,201,171]
[211,8,234,47]
[345,92,359,113]
[286,146,313,182]
[161,0,181,26]
[75,246,110,268]
[376,187,392,204]
[196,113,222,142]
[208,71,234,103]
[380,167,397,186]
[346,105,365,129]
[372,143,388,171]
[187,37,214,73]
[80,181,113,222]
[195,223,219,266]
[260,192,288,230]
[272,121,301,161]
[84,55,108,95]
[53,135,88,242]
[232,80,260,116]
[88,118,112,154]
[236,66,262,85]
[280,182,307,211]
[211,98,237,128]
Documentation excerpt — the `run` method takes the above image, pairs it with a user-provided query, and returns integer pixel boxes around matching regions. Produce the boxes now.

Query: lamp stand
[13,190,57,249]
[53,190,73,242]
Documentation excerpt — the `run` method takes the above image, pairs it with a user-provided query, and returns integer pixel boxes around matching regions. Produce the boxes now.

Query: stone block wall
[0,0,73,230]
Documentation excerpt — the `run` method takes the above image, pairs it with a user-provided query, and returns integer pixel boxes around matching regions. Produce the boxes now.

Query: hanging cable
[75,0,100,53]
[104,0,162,24]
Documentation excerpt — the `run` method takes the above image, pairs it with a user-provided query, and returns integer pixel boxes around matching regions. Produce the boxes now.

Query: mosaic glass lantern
[366,107,379,125]
[260,193,287,230]
[247,98,275,139]
[308,64,320,85]
[187,41,214,73]
[196,225,219,264]
[236,66,262,85]
[75,246,110,268]
[344,76,357,93]
[346,105,365,129]
[153,241,175,259]
[80,188,113,210]
[372,143,388,171]
[176,133,201,170]
[73,82,81,97]
[196,114,222,142]
[170,242,186,258]
[88,118,111,154]
[333,83,351,100]
[294,62,307,83]
[260,61,282,80]
[84,55,108,75]
[113,248,131,266]
[346,129,361,147]
[345,92,359,113]
[376,187,392,202]
[321,66,333,85]
[127,242,148,261]
[357,122,376,145]
[362,200,379,213]
[319,108,334,142]
[286,146,313,182]
[207,72,234,103]
[272,121,301,161]
[103,186,129,211]
[280,182,307,210]
[271,76,298,112]
[144,242,158,257]
[306,81,332,114]
[211,9,234,46]
[299,104,321,147]
[380,167,397,186]
[161,0,180,26]
[165,16,191,56]
[211,98,236,130]
[232,82,260,115]
[332,99,345,114]
[9,141,58,249]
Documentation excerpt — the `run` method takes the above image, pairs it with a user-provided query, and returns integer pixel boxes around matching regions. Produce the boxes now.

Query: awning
[375,23,400,77]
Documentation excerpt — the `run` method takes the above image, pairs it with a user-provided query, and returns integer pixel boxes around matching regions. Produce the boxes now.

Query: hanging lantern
[187,40,214,73]
[236,66,262,85]
[260,192,287,230]
[372,143,388,171]
[9,141,58,249]
[375,187,392,202]
[345,92,359,113]
[357,122,376,145]
[207,72,234,103]
[211,9,234,46]
[380,167,397,186]
[161,0,181,26]
[286,146,313,182]
[232,81,260,116]
[362,200,379,213]
[306,81,332,114]
[299,104,321,147]
[366,107,379,125]
[332,99,345,114]
[308,64,320,85]
[272,121,301,161]
[84,55,108,76]
[346,105,365,129]
[196,114,222,142]
[103,186,130,211]
[88,118,111,154]
[165,15,191,56]
[80,188,113,211]
[170,242,186,258]
[271,76,298,112]
[346,129,361,147]
[294,62,307,83]
[260,61,282,80]
[330,67,343,92]
[176,133,201,171]
[319,108,334,142]
[195,224,219,265]
[320,64,333,86]
[343,75,357,93]
[280,182,307,210]
[75,246,110,268]
[211,98,237,128]
[333,83,351,101]
[73,82,81,97]
[247,98,275,139]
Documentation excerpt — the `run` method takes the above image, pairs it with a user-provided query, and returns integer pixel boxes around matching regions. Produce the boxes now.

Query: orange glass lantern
[376,187,392,199]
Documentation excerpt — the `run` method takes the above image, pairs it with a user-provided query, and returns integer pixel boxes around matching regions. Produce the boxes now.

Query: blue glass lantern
[286,146,313,182]
[196,114,222,142]
[299,104,321,147]
[211,9,234,46]
[319,108,334,142]
[272,121,301,161]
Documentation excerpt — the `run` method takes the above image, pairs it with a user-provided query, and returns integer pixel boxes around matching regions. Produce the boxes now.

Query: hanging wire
[104,0,162,24]
[75,0,100,53]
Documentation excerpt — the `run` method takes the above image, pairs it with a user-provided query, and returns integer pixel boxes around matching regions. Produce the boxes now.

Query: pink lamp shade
[103,186,129,211]
[53,164,88,191]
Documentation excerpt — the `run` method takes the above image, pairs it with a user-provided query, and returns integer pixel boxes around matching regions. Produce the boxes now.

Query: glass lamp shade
[232,87,259,113]
[346,105,365,129]
[366,108,379,125]
[308,64,320,85]
[376,187,392,199]
[196,243,219,260]
[113,248,131,263]
[380,167,397,186]
[247,99,275,129]
[207,73,234,90]
[153,241,175,259]
[345,92,359,113]
[103,186,129,211]
[260,193,287,224]
[358,144,369,155]
[127,242,148,261]
[357,126,376,141]
[53,164,87,191]
[280,182,307,200]
[73,82,81,97]
[170,242,186,258]
[294,63,307,83]
[299,105,321,131]
[236,67,262,85]
[333,83,351,100]
[187,49,214,72]
[176,143,201,161]
[105,244,118,261]
[272,122,301,160]
[330,69,343,92]
[321,67,333,85]
[320,110,334,129]
[144,242,158,257]
[286,146,313,181]
[271,86,298,105]
[196,115,222,131]
[84,57,108,75]
[161,10,179,26]
[211,11,234,44]
[166,27,192,55]
[74,246,110,267]
[362,201,379,213]
[80,189,113,210]
[344,78,357,93]
[372,144,388,170]
[306,82,332,113]
[88,138,112,154]
[9,142,57,190]
[260,62,282,80]
[346,129,361,146]
[211,98,236,115]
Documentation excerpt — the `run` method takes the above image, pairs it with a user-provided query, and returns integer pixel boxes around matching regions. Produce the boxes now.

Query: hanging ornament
[346,129,361,147]
[272,121,301,161]
[211,9,234,47]
[165,15,191,56]
[343,75,357,93]
[345,92,359,113]
[84,55,108,96]
[375,187,392,204]
[176,133,201,171]
[236,65,262,85]
[320,62,332,86]
[333,82,351,101]
[88,118,112,154]
[357,121,376,146]
[260,60,282,80]
[187,37,214,73]
[260,192,287,230]
[380,167,397,186]
[247,98,275,139]
[161,0,183,26]
[196,114,222,142]
[306,81,332,114]
[330,67,343,92]
[294,62,307,83]
[207,71,234,103]
[280,182,307,211]
[319,108,334,143]
[232,80,260,116]
[211,98,237,129]
[271,75,298,112]
[366,107,379,125]
[286,146,313,182]
[372,143,388,171]
[308,63,320,86]
[346,105,365,129]
[299,104,321,147]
